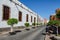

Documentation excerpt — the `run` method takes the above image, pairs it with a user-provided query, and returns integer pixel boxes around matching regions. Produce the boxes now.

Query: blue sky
[19,0,60,20]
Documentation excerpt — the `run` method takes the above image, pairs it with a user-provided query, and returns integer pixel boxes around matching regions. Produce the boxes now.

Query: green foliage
[56,10,60,14]
[56,10,60,18]
[36,23,39,25]
[36,23,42,25]
[32,23,36,26]
[32,23,42,26]
[47,20,60,26]
[39,23,41,25]
[56,13,60,18]
[24,23,30,27]
[40,23,42,25]
[7,18,18,25]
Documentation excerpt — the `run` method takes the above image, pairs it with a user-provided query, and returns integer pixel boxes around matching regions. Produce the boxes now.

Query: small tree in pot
[36,23,42,27]
[24,22,30,30]
[32,23,36,28]
[32,23,36,26]
[7,18,18,35]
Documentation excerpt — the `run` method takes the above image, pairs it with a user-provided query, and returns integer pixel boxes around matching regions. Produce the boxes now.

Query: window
[31,16,32,22]
[19,11,22,21]
[26,14,28,22]
[34,17,36,23]
[3,5,10,20]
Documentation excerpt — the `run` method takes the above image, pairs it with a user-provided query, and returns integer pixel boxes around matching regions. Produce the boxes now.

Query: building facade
[43,18,48,25]
[50,14,56,20]
[50,8,60,21]
[0,0,43,28]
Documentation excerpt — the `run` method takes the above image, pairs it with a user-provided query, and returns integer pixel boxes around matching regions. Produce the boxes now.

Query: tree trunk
[11,25,14,32]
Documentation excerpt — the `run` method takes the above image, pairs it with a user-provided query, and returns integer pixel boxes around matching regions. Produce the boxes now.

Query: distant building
[50,8,60,21]
[37,15,44,24]
[50,14,56,20]
[44,18,48,25]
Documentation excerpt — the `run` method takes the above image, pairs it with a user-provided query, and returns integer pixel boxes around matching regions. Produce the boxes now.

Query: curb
[0,26,43,36]
[0,32,9,36]
[0,28,25,36]
[55,36,60,40]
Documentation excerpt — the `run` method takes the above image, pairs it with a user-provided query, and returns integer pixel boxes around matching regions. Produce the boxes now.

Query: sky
[19,0,60,20]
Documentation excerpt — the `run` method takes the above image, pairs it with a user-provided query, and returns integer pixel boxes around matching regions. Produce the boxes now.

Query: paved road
[0,26,46,40]
[33,28,45,40]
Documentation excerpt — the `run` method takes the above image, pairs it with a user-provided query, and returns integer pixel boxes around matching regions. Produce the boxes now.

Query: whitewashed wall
[0,0,42,28]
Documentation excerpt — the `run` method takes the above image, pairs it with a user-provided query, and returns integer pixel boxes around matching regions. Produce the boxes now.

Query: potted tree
[36,23,41,27]
[37,23,40,27]
[24,22,30,31]
[7,18,18,35]
[32,23,36,29]
[40,23,42,26]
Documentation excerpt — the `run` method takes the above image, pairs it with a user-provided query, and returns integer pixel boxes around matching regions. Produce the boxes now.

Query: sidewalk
[45,34,60,40]
[45,35,51,40]
[54,35,60,40]
[0,28,26,36]
[0,26,41,36]
[0,31,9,36]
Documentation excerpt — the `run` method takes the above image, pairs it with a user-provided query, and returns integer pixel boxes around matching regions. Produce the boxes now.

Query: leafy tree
[32,23,36,26]
[56,13,60,19]
[47,20,60,26]
[56,9,60,18]
[40,23,42,25]
[7,18,18,32]
[24,23,30,27]
[56,9,60,14]
[36,23,42,26]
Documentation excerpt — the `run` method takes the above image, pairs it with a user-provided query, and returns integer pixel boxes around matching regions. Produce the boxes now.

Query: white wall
[0,0,42,28]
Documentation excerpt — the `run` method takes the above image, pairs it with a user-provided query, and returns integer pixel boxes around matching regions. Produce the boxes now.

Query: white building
[0,0,43,28]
